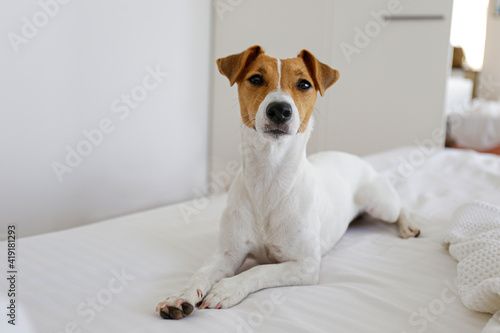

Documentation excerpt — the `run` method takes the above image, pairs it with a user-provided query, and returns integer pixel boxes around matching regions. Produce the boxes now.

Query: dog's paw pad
[182,302,194,315]
[157,287,203,319]
[158,303,193,320]
[159,307,171,319]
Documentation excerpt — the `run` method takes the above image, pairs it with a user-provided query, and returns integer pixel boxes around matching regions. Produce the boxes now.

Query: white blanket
[444,201,500,332]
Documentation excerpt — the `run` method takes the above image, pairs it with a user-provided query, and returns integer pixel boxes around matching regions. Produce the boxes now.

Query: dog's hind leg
[396,207,420,238]
[355,175,420,238]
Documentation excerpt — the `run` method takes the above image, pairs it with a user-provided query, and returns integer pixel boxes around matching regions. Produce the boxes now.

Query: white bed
[2,147,499,333]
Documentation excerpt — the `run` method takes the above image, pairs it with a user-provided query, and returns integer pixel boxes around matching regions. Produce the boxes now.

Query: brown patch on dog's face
[279,58,318,132]
[217,46,339,134]
[236,54,281,128]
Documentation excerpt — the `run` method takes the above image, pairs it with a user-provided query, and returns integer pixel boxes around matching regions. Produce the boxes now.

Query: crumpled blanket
[443,200,500,332]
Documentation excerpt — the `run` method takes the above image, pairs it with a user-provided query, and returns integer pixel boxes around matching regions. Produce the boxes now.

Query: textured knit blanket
[443,201,500,332]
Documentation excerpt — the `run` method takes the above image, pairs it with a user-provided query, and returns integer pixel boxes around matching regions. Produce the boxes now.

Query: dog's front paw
[156,288,203,319]
[199,278,247,310]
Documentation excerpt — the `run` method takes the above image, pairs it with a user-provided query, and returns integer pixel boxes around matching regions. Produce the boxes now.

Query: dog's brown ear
[298,49,339,96]
[217,45,264,86]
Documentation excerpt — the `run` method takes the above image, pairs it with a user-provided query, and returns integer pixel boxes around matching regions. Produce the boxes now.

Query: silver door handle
[383,15,445,21]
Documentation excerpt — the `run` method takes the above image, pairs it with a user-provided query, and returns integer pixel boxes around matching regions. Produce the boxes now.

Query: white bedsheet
[2,147,500,333]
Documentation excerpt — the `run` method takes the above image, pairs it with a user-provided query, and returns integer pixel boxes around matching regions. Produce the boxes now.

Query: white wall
[0,0,212,238]
[481,0,500,100]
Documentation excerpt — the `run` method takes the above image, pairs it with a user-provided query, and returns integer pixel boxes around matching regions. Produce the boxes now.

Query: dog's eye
[297,80,312,90]
[248,74,264,86]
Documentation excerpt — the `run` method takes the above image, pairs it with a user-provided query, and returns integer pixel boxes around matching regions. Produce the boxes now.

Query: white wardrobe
[210,0,453,184]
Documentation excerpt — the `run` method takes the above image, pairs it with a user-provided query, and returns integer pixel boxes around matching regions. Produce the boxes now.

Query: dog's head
[217,45,339,140]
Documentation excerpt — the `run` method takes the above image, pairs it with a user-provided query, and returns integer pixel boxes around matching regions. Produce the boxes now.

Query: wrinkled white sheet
[1,147,499,333]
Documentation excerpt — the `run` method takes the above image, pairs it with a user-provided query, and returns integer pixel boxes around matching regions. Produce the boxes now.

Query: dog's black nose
[266,102,292,124]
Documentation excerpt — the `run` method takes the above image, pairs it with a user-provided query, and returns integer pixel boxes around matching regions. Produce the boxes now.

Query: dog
[156,45,420,320]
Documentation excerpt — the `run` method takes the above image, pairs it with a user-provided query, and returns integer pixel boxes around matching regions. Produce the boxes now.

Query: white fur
[157,65,419,317]
[277,58,281,90]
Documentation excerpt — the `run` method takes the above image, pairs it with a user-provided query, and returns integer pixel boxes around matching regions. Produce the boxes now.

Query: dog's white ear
[217,45,264,86]
[298,50,339,96]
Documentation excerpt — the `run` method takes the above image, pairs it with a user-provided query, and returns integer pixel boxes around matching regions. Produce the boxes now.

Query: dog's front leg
[156,252,242,319]
[156,206,251,319]
[199,255,320,310]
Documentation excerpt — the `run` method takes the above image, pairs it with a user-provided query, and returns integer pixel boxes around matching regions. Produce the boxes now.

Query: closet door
[325,0,453,155]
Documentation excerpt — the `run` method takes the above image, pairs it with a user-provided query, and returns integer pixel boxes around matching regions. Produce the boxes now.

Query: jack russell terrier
[156,45,420,319]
